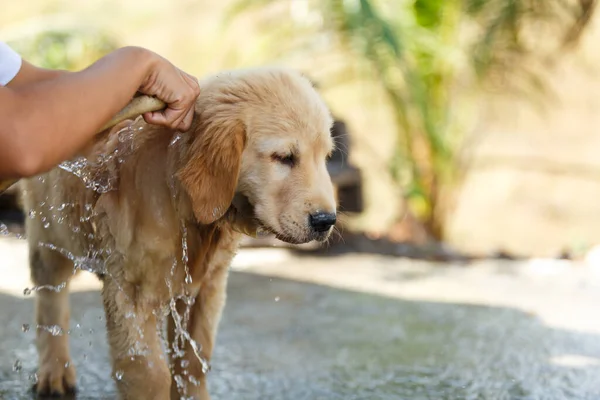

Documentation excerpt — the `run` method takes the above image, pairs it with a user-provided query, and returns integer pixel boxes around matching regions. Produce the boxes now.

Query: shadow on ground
[1,271,600,399]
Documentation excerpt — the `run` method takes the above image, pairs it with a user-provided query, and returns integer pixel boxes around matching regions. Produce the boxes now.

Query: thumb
[143,110,169,126]
[144,108,189,130]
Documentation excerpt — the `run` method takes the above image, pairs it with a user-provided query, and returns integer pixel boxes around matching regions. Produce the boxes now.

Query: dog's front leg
[30,247,77,396]
[102,275,171,400]
[167,265,230,400]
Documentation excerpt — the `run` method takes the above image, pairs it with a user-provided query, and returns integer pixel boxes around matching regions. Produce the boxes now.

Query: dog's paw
[33,360,76,398]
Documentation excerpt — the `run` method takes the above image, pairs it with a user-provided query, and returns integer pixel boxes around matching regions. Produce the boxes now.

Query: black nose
[309,212,337,232]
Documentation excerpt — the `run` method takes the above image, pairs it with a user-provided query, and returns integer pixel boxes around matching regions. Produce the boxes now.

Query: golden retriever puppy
[21,67,337,400]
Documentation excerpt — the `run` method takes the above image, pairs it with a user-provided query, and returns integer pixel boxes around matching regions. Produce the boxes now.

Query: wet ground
[2,238,600,399]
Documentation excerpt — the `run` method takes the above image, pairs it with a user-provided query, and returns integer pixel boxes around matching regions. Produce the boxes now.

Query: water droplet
[170,133,183,146]
[257,227,270,238]
[22,324,30,333]
[12,359,22,372]
[189,376,201,386]
[64,361,70,368]
[184,275,193,285]
[274,296,280,302]
[174,374,185,389]
[115,370,124,380]
[200,358,210,374]
[75,323,81,329]
[58,156,118,194]
[184,296,195,306]
[28,210,37,219]
[180,359,190,369]
[89,328,94,334]
[29,373,38,384]
[48,325,63,336]
[43,222,50,229]
[23,288,32,296]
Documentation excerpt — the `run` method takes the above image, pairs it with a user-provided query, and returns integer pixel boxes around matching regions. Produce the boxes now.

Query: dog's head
[177,68,337,244]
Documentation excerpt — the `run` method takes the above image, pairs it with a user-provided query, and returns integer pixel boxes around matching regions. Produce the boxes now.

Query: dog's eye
[272,153,296,167]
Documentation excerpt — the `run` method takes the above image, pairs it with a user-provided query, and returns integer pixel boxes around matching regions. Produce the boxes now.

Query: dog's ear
[177,116,246,225]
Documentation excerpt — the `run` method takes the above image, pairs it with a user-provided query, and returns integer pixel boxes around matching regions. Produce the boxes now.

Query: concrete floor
[2,237,600,399]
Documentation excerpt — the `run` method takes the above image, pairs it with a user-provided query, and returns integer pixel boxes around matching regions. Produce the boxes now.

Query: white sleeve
[0,41,22,86]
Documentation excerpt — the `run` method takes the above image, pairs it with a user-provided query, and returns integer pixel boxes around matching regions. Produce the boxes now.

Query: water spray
[0,95,166,195]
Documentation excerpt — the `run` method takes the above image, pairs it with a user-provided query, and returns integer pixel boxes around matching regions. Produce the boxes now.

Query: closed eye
[272,153,296,167]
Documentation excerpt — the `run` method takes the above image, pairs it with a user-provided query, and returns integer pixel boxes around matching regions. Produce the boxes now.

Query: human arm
[6,59,67,87]
[0,46,200,179]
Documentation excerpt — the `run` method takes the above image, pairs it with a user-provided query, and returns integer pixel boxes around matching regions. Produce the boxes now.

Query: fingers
[173,73,199,131]
[178,106,195,131]
[178,71,200,131]
[142,85,196,131]
[142,111,166,126]
[143,105,194,131]
[182,72,200,97]
[138,56,201,131]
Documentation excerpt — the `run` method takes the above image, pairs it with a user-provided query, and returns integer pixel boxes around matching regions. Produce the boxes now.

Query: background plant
[229,0,597,240]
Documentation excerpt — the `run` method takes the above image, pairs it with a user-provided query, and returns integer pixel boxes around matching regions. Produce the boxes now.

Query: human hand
[138,54,200,131]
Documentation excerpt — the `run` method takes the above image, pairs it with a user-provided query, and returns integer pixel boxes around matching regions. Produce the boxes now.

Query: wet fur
[21,68,336,399]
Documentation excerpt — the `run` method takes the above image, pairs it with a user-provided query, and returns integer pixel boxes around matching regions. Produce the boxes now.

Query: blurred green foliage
[231,0,596,240]
[7,28,118,70]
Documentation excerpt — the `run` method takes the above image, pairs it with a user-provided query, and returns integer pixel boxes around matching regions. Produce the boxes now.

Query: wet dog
[21,67,337,399]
